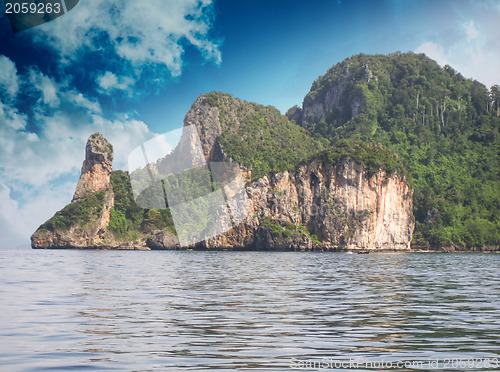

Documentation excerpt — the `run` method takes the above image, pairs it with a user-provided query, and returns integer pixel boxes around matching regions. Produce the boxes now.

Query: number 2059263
[5,1,62,14]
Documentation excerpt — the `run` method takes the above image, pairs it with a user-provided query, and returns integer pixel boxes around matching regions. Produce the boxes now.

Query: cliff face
[184,96,226,163]
[31,133,118,249]
[234,160,413,251]
[72,133,113,202]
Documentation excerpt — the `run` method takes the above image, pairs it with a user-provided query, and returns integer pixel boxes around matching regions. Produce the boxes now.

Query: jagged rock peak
[183,93,226,163]
[72,132,113,202]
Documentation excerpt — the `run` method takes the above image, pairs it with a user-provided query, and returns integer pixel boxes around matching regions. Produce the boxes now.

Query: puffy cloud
[0,56,19,99]
[0,181,74,248]
[463,20,479,42]
[65,91,102,115]
[97,71,135,94]
[33,0,221,77]
[0,100,28,132]
[415,11,500,89]
[0,182,27,247]
[28,70,102,113]
[29,69,60,107]
[415,42,449,67]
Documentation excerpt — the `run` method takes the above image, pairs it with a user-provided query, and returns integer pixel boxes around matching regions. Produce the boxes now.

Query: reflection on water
[0,250,499,371]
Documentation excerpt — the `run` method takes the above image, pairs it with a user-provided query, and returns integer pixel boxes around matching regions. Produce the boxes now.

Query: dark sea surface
[0,249,499,371]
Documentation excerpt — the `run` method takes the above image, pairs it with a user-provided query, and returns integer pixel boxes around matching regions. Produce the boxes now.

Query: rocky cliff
[151,93,414,251]
[32,93,414,251]
[287,57,373,127]
[31,134,131,249]
[203,159,413,251]
[72,133,113,202]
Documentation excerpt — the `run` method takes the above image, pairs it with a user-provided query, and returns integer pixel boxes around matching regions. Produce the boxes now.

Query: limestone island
[32,53,500,252]
[31,96,413,251]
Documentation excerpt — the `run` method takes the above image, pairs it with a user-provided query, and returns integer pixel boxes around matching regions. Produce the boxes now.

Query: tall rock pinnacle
[72,132,113,202]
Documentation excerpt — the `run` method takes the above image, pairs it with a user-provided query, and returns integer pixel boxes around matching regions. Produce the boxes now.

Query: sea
[0,249,499,371]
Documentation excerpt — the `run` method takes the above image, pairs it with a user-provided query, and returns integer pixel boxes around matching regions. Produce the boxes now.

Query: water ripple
[0,250,499,371]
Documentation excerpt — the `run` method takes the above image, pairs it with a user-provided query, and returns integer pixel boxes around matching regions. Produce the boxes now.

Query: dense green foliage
[39,191,105,232]
[131,166,213,209]
[261,218,321,243]
[300,52,499,248]
[316,139,408,177]
[205,92,327,180]
[109,171,175,238]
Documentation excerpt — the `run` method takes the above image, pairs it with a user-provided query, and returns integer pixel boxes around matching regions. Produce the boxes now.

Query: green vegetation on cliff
[262,218,321,244]
[317,139,408,178]
[109,171,175,239]
[38,191,105,232]
[34,171,177,242]
[298,52,499,248]
[206,92,327,180]
[206,92,405,182]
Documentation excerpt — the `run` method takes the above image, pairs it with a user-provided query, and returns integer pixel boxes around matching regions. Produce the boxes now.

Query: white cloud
[0,182,27,247]
[65,91,102,114]
[33,0,221,77]
[0,56,19,99]
[415,15,500,89]
[28,70,102,113]
[0,181,74,248]
[97,71,135,94]
[0,100,28,132]
[415,41,449,67]
[463,20,479,42]
[29,69,60,107]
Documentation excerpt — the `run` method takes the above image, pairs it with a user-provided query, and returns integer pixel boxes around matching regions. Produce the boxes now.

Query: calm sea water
[0,249,499,371]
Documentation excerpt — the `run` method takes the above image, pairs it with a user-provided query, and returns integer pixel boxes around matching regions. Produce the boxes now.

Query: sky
[1,0,499,247]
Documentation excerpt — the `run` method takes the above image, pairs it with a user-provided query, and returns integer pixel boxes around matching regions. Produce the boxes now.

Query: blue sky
[1,0,499,247]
